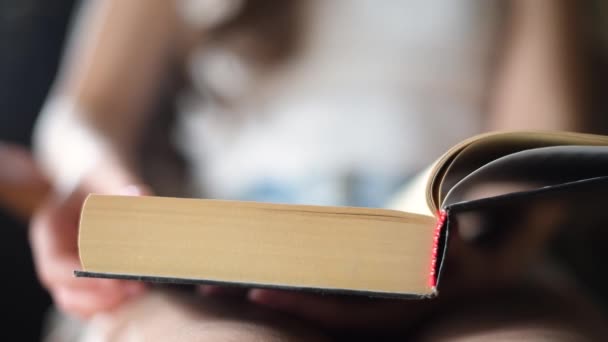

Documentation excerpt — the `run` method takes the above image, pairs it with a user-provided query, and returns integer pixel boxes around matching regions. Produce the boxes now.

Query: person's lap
[46,281,605,342]
[47,289,330,341]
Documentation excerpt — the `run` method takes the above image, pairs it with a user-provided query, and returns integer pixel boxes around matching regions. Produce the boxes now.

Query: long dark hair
[205,0,303,68]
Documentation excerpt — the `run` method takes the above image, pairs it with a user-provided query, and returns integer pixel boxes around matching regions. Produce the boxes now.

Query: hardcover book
[76,131,608,298]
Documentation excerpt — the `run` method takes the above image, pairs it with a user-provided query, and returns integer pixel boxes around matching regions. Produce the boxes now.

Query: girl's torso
[174,0,501,206]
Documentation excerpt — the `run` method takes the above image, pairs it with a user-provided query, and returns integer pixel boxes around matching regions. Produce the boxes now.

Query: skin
[0,143,49,219]
[30,0,589,336]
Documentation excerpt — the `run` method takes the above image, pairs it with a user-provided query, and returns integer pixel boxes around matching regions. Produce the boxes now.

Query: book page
[443,145,608,205]
[427,131,608,210]
[388,164,435,217]
[79,195,438,296]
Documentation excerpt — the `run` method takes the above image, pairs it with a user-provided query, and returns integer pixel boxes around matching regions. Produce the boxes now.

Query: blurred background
[2,1,608,340]
[0,1,75,340]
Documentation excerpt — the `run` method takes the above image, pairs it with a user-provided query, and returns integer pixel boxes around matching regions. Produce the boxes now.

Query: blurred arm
[488,0,586,131]
[33,0,181,192]
[0,144,49,219]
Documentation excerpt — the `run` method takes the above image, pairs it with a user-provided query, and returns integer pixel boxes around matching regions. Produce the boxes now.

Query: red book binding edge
[429,209,447,291]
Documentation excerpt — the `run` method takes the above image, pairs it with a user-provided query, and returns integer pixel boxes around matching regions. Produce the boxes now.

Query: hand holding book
[29,161,149,318]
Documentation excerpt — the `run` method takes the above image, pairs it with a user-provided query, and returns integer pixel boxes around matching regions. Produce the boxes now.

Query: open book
[76,131,608,298]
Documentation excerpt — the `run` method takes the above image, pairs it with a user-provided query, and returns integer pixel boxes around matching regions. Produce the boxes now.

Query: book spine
[429,210,447,290]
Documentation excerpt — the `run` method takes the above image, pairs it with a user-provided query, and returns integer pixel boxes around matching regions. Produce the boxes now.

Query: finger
[30,184,153,277]
[30,194,83,255]
[248,289,358,326]
[37,255,114,290]
[32,244,145,295]
[198,285,248,298]
[248,289,384,327]
[30,210,79,289]
[54,284,144,319]
[30,204,86,286]
[30,185,149,312]
[29,192,97,286]
[248,289,428,330]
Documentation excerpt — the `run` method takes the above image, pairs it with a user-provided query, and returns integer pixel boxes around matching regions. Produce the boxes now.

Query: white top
[174,0,500,206]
